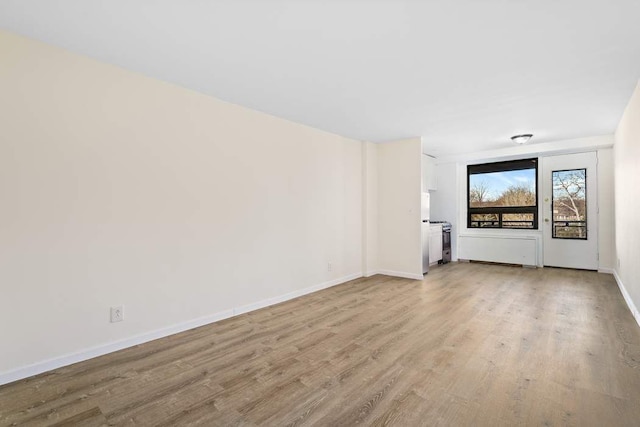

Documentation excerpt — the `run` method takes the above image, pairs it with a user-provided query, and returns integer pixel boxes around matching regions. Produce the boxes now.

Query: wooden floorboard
[1,262,640,426]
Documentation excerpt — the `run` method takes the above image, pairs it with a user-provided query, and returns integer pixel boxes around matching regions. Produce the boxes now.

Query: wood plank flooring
[2,262,640,426]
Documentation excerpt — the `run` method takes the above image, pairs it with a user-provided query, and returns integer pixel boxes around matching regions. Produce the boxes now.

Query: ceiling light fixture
[511,134,533,144]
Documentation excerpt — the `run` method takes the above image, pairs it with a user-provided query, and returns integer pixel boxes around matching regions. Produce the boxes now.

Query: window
[467,158,538,229]
[552,169,587,239]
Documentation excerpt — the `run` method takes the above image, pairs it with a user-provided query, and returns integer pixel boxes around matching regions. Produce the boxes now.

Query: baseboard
[613,270,640,328]
[377,270,424,281]
[598,267,615,275]
[0,272,363,387]
[232,272,363,316]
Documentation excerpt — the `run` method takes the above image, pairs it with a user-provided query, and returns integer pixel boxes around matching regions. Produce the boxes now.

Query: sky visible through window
[470,169,536,200]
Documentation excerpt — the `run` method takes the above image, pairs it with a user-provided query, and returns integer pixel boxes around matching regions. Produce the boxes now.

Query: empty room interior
[2,1,640,425]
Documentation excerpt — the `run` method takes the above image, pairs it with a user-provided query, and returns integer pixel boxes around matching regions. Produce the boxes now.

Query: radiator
[458,234,538,266]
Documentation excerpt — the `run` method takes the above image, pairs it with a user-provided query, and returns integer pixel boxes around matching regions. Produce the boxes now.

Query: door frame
[541,152,598,270]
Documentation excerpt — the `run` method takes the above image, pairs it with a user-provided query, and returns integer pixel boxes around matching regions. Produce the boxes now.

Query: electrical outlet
[111,305,124,323]
[327,262,332,272]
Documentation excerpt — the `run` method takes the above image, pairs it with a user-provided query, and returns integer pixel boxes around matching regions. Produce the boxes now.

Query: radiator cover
[458,234,538,266]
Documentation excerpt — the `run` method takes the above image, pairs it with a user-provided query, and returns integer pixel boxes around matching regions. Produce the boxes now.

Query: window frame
[467,158,539,230]
[551,168,587,240]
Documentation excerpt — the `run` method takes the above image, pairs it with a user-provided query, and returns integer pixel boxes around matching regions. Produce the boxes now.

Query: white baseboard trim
[0,308,233,387]
[377,270,424,281]
[0,272,363,387]
[598,267,615,275]
[613,270,640,328]
[232,272,363,316]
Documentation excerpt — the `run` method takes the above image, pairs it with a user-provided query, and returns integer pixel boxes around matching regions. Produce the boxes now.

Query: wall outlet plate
[110,305,124,323]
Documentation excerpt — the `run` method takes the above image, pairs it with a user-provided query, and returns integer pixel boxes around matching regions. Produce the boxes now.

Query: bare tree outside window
[469,180,491,205]
[552,169,587,239]
[496,185,536,207]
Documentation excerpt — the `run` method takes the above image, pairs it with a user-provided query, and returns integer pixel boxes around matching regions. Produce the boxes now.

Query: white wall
[431,137,615,268]
[614,81,640,325]
[0,30,364,382]
[430,162,458,260]
[377,138,423,279]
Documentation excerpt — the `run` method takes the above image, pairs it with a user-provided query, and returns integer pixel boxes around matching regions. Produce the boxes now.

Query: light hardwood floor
[2,262,640,426]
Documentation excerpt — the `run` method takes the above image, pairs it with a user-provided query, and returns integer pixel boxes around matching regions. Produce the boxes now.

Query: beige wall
[614,81,640,323]
[377,138,423,278]
[0,30,364,380]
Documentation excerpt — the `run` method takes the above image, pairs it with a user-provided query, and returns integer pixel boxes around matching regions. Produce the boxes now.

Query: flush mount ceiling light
[511,134,533,144]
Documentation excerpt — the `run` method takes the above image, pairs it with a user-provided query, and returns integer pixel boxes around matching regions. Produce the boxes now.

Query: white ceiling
[1,0,639,157]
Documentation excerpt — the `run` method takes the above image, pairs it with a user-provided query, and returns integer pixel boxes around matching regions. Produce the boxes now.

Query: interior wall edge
[613,270,640,329]
[376,270,424,281]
